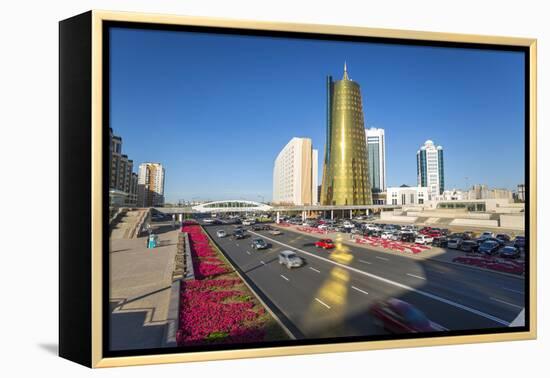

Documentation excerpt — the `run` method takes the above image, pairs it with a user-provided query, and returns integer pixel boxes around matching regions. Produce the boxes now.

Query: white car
[415,235,434,245]
[216,230,227,238]
[364,224,380,231]
[242,219,255,226]
[203,219,214,224]
[318,224,329,230]
[381,231,394,240]
[343,221,355,229]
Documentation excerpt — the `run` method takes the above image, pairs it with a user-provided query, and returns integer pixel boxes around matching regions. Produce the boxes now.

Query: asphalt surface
[203,223,525,340]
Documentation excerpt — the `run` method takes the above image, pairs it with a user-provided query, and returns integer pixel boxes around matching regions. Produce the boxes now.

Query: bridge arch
[192,200,272,213]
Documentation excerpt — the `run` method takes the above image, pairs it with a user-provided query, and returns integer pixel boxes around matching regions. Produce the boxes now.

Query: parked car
[463,231,475,240]
[369,298,447,333]
[415,235,433,245]
[460,240,479,253]
[381,231,394,240]
[318,224,330,230]
[478,240,500,255]
[495,233,511,243]
[242,219,256,226]
[278,250,304,269]
[315,239,336,249]
[216,230,227,238]
[269,229,282,236]
[251,238,268,250]
[514,236,526,249]
[400,232,417,243]
[432,236,448,248]
[479,231,494,240]
[447,238,463,249]
[499,246,520,259]
[203,218,215,224]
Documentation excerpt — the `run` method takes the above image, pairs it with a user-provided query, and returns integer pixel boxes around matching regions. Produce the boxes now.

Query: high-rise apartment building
[109,128,137,206]
[417,140,444,198]
[272,138,318,206]
[137,162,165,207]
[365,127,386,193]
[321,63,372,205]
[517,184,526,202]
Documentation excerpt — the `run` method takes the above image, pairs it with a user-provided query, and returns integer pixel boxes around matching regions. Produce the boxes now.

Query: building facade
[517,184,526,202]
[365,127,386,193]
[321,63,372,205]
[467,184,513,201]
[417,140,444,198]
[386,185,430,206]
[109,128,137,206]
[272,137,318,206]
[137,162,165,207]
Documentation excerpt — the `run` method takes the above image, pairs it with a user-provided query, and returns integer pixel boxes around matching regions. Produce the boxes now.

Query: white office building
[365,127,386,192]
[137,162,165,207]
[386,185,430,206]
[273,137,318,206]
[417,140,445,198]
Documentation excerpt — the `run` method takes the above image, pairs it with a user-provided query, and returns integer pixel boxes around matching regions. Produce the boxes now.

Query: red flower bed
[176,221,266,346]
[452,255,525,275]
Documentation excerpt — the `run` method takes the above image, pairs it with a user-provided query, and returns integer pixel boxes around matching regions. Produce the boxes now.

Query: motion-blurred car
[216,230,227,238]
[499,246,520,259]
[478,240,500,255]
[495,233,511,243]
[479,231,494,240]
[400,232,417,243]
[269,229,282,235]
[431,236,448,247]
[315,239,336,249]
[251,238,268,250]
[369,298,447,333]
[233,230,246,239]
[278,250,304,269]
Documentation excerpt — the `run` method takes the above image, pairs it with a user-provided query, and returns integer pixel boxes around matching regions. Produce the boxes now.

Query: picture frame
[59,10,537,368]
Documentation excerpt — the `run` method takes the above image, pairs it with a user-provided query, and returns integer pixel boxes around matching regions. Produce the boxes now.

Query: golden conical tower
[321,63,372,205]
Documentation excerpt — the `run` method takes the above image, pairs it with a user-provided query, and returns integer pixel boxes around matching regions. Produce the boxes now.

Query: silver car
[216,230,227,238]
[447,238,462,249]
[278,250,304,269]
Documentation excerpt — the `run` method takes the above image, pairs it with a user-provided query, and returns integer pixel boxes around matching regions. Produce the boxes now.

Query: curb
[162,278,181,347]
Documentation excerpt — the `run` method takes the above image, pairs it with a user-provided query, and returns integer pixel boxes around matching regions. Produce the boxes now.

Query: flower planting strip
[201,224,300,340]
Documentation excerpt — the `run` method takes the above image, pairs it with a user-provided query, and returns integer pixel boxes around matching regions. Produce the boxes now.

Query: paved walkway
[109,224,179,351]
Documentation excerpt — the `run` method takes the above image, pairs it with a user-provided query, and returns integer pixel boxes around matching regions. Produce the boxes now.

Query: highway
[203,223,525,339]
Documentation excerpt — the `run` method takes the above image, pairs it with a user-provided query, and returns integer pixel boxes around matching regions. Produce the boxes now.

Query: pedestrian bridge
[192,200,272,213]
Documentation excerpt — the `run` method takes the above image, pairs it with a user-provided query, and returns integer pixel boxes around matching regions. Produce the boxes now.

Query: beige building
[273,137,318,206]
[137,162,165,207]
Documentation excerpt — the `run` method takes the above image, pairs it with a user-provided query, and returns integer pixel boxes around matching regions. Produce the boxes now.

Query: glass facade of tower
[321,68,372,205]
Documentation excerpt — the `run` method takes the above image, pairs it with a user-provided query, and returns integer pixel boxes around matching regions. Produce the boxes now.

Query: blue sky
[110,28,525,203]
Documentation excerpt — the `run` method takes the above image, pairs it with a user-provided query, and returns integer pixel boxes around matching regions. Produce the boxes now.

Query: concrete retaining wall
[450,218,499,227]
[407,211,492,220]
[380,213,418,223]
[500,214,525,230]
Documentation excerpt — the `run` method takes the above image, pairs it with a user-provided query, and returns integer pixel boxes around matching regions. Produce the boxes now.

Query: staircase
[110,209,149,239]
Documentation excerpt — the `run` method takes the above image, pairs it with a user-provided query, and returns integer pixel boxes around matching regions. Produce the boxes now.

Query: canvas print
[107,25,527,355]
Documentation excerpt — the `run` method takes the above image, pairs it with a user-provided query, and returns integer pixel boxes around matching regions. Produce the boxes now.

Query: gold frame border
[90,9,537,368]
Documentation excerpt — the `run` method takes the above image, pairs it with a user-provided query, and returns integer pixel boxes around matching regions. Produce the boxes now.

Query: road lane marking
[246,251,251,255]
[280,274,289,281]
[490,297,523,310]
[309,267,321,273]
[260,260,266,265]
[315,297,331,309]
[503,287,524,295]
[358,259,372,265]
[375,256,389,261]
[407,273,426,280]
[250,230,510,326]
[351,286,369,295]
[236,243,239,246]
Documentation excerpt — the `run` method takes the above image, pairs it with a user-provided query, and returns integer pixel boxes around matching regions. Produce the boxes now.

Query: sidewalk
[109,226,179,351]
[274,224,525,278]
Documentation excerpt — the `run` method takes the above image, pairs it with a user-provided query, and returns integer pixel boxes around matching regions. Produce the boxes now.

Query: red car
[315,239,335,249]
[426,231,442,238]
[369,298,447,333]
